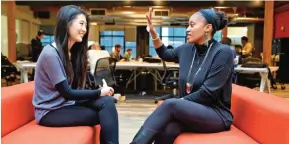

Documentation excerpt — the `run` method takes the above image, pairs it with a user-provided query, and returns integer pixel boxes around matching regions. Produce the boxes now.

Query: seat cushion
[2,121,94,144]
[174,125,257,144]
[232,84,289,144]
[1,82,35,137]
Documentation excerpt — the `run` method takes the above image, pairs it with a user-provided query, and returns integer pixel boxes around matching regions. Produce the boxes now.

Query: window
[41,35,54,47]
[149,27,161,57]
[213,31,222,43]
[100,30,125,54]
[149,27,186,57]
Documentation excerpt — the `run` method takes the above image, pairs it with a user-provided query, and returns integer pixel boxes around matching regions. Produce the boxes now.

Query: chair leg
[5,78,9,86]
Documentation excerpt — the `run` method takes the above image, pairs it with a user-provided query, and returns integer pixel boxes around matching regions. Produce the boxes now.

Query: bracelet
[151,33,159,41]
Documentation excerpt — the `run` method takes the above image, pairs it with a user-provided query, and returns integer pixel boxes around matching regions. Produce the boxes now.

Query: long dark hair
[54,5,89,89]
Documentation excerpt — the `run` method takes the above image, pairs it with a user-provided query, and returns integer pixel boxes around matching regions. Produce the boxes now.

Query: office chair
[154,61,179,104]
[1,54,20,86]
[86,57,117,89]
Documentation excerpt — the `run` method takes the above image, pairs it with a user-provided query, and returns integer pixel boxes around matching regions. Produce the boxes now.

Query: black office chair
[154,61,179,104]
[86,57,117,89]
[1,54,20,86]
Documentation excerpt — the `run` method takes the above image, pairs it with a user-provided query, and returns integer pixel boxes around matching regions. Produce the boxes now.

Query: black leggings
[143,98,227,144]
[39,96,119,144]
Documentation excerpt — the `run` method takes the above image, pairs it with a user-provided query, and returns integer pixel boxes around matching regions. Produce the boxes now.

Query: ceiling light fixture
[90,22,98,25]
[122,11,135,14]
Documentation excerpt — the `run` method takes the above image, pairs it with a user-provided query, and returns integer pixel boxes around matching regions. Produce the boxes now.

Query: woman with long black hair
[32,5,119,144]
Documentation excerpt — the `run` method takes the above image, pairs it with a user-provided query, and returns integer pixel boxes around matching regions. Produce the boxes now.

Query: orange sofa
[1,82,101,144]
[159,84,289,144]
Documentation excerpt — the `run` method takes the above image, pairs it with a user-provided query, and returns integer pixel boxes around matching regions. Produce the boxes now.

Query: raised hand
[146,7,153,32]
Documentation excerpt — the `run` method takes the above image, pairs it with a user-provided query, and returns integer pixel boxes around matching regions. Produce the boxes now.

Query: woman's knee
[88,96,116,110]
[155,121,183,144]
[101,96,115,103]
[99,96,116,106]
[161,98,179,109]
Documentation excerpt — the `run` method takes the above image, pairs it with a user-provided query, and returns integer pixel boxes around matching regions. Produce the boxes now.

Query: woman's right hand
[100,79,114,96]
[100,86,114,96]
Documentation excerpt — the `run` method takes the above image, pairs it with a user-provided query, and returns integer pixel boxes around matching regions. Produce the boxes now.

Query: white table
[14,61,36,83]
[234,65,278,93]
[14,61,179,91]
[14,61,278,93]
[115,62,179,90]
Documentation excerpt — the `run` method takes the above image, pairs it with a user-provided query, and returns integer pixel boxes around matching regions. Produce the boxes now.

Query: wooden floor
[253,84,289,98]
[116,98,156,143]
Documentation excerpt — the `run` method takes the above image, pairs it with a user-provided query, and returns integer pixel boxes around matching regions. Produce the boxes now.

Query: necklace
[186,42,214,94]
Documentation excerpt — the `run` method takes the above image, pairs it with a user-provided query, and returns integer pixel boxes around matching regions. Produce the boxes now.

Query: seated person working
[241,36,253,58]
[110,44,123,62]
[123,48,133,61]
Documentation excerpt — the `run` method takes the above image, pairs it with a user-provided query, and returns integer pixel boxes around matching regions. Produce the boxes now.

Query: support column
[136,26,149,58]
[263,1,274,65]
[7,1,16,62]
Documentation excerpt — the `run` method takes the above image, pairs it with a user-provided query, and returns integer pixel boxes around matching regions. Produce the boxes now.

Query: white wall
[1,4,42,58]
[1,4,42,41]
[88,24,99,42]
[1,5,41,25]
[88,25,136,42]
[1,15,8,56]
[247,24,255,48]
[228,27,248,45]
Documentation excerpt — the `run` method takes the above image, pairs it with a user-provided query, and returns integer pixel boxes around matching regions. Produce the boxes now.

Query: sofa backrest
[1,82,35,137]
[231,84,289,144]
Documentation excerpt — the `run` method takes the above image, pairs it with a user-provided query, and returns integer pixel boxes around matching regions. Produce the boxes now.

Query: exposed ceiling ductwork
[231,17,264,22]
[18,1,268,26]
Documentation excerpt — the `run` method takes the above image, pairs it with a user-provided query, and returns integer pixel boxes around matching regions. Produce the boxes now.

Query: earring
[205,32,208,47]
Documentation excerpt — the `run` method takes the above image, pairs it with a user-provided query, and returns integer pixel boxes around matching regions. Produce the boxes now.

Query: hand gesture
[102,79,108,87]
[100,79,114,96]
[146,7,154,32]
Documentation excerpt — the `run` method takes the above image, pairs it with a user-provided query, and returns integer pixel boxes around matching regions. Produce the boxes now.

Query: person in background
[90,42,101,50]
[167,45,174,49]
[221,37,231,46]
[241,36,253,57]
[123,48,133,61]
[87,42,111,76]
[221,37,239,83]
[234,45,242,55]
[31,30,45,62]
[32,5,119,144]
[221,37,237,63]
[110,44,123,61]
[101,45,105,50]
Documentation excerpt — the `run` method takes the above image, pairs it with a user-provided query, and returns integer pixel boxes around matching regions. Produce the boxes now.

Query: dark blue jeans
[143,98,227,144]
[39,96,119,144]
